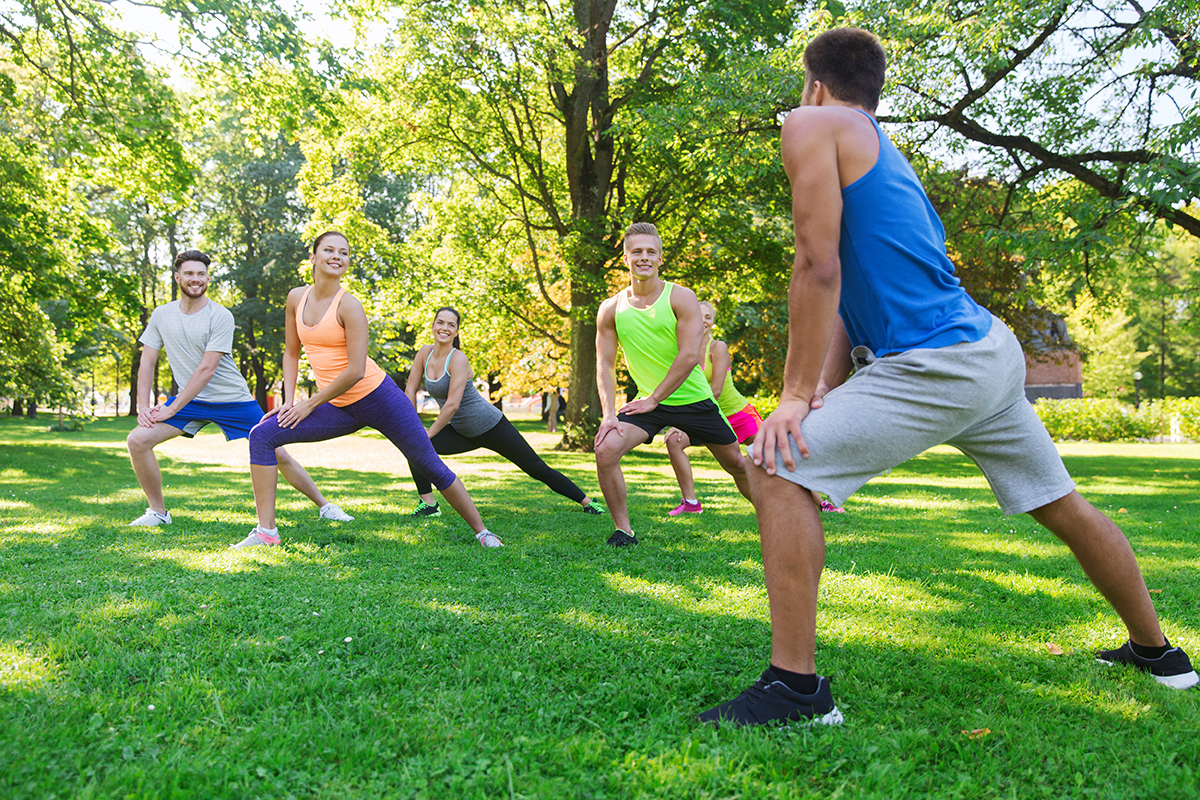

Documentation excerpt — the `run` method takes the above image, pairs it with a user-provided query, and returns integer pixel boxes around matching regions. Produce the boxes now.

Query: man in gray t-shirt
[125,249,354,528]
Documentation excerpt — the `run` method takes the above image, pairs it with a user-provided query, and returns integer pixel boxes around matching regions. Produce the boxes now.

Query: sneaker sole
[786,706,844,728]
[1095,658,1199,690]
[1153,670,1199,690]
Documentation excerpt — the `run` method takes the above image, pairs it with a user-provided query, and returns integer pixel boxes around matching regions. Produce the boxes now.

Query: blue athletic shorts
[161,397,266,441]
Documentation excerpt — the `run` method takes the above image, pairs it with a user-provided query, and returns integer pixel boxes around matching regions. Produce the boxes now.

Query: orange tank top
[296,286,386,406]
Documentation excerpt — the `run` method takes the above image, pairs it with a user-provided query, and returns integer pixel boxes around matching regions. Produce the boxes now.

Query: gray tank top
[423,349,503,437]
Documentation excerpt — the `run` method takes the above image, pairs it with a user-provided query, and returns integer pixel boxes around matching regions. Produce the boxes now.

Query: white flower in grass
[147,704,155,711]
[344,637,352,643]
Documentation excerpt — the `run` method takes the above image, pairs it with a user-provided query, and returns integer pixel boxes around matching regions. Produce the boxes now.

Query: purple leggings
[249,376,456,491]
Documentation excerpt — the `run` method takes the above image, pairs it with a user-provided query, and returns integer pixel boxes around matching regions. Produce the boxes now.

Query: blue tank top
[838,110,993,356]
[422,349,503,437]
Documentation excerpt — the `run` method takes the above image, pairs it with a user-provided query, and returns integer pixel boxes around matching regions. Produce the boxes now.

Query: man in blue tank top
[699,27,1195,728]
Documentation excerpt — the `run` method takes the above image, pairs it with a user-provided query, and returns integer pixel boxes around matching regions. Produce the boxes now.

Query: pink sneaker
[819,500,845,514]
[669,500,703,516]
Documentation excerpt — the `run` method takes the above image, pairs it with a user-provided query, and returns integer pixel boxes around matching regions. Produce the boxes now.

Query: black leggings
[407,417,587,503]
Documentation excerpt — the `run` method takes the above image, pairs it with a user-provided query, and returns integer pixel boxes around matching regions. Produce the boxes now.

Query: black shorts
[618,398,736,446]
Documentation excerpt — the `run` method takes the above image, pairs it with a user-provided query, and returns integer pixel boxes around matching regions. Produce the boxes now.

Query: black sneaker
[607,529,638,546]
[410,501,441,518]
[1096,640,1199,689]
[583,500,607,516]
[698,669,844,728]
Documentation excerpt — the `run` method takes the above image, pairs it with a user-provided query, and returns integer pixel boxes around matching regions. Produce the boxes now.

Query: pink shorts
[728,402,763,444]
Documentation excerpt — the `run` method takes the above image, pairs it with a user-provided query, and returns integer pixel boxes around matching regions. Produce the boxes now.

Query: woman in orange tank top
[236,231,502,548]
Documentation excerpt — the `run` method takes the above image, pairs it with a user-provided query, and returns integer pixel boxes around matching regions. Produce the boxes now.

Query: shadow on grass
[2,416,1198,798]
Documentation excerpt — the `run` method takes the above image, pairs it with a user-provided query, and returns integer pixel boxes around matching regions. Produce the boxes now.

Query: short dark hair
[623,222,662,252]
[803,28,886,112]
[173,250,210,272]
[311,230,349,254]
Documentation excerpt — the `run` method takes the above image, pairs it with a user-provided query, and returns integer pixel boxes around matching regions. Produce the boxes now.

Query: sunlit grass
[0,415,1197,798]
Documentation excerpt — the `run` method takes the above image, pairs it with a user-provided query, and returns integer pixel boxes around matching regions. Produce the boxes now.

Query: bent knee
[127,429,156,453]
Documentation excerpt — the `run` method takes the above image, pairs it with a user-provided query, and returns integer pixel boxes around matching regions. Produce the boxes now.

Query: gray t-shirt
[139,300,253,404]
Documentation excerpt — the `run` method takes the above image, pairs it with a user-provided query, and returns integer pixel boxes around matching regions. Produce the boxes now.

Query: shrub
[1033,398,1196,442]
[1146,397,1200,441]
[747,394,779,418]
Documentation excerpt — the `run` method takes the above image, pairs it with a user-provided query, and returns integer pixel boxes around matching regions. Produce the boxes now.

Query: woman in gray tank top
[402,307,607,518]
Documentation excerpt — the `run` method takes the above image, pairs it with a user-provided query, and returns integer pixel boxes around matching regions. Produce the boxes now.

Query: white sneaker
[475,530,504,548]
[129,508,171,527]
[230,527,281,548]
[319,503,354,521]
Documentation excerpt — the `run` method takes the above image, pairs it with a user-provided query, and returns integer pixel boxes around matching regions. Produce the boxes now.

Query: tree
[197,102,313,404]
[1066,292,1148,399]
[301,0,806,447]
[864,0,1200,242]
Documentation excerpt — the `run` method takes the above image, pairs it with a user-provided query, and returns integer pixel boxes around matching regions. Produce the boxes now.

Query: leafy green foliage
[869,0,1200,239]
[1033,397,1200,442]
[299,0,808,441]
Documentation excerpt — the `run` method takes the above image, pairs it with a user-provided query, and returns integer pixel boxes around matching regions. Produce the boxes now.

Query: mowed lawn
[0,415,1197,799]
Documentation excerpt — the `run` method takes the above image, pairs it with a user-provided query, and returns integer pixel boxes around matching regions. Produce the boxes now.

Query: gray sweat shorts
[750,316,1075,515]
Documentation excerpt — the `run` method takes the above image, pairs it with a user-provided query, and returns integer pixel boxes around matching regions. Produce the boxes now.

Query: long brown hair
[433,306,462,350]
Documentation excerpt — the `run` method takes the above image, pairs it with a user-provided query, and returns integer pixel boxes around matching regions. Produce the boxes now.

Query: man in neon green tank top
[594,222,752,546]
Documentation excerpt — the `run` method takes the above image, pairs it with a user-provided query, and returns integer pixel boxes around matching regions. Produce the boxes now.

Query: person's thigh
[706,441,746,473]
[754,321,1021,508]
[249,404,362,465]
[128,422,185,450]
[430,425,479,457]
[595,421,652,461]
[352,378,458,491]
[949,395,1075,515]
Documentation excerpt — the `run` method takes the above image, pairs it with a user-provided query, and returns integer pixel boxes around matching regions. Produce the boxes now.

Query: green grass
[0,414,1198,799]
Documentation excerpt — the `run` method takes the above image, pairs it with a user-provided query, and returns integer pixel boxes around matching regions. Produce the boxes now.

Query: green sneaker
[410,501,441,518]
[583,500,607,516]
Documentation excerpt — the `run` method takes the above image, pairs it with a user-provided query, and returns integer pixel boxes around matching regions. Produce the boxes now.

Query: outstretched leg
[706,441,753,503]
[1028,490,1165,647]
[275,446,331,509]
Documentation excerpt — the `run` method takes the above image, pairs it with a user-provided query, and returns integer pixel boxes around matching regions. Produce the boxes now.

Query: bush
[747,394,779,418]
[1145,397,1200,441]
[1033,397,1199,442]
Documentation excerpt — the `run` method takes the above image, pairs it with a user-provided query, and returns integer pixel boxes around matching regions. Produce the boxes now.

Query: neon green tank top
[703,339,748,417]
[614,283,713,406]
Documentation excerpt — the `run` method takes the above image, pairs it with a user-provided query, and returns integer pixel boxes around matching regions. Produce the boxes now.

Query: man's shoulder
[598,291,624,317]
[783,105,871,131]
[666,282,697,303]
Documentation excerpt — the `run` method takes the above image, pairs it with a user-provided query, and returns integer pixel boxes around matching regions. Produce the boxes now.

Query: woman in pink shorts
[665,301,842,515]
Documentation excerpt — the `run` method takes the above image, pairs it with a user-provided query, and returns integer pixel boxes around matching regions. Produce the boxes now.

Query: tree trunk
[12,399,23,416]
[26,401,37,418]
[487,372,504,411]
[128,345,140,417]
[247,321,268,407]
[556,1,616,449]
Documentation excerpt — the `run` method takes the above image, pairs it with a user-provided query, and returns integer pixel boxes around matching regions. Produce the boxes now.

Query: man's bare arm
[753,108,845,473]
[135,347,160,428]
[151,350,222,422]
[596,299,621,420]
